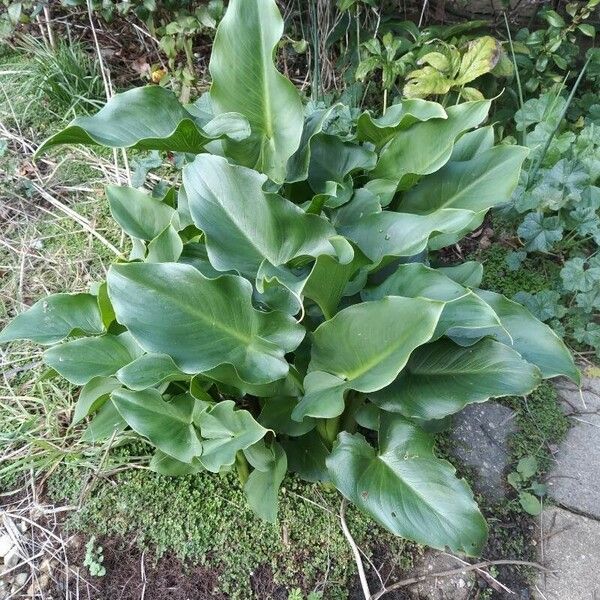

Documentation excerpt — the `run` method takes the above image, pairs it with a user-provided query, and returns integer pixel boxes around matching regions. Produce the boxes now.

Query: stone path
[535,372,600,600]
[451,401,517,504]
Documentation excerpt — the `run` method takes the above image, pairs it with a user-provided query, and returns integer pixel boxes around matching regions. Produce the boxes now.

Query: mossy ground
[46,448,415,599]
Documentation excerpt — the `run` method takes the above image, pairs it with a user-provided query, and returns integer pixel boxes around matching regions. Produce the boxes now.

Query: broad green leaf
[427,210,486,251]
[456,36,501,85]
[475,290,580,383]
[149,450,204,475]
[363,264,507,345]
[116,353,186,391]
[303,250,369,319]
[0,293,104,345]
[243,440,276,471]
[209,0,304,183]
[255,238,356,315]
[146,225,183,263]
[183,155,340,276]
[306,134,376,207]
[450,126,494,161]
[195,400,268,472]
[373,100,491,187]
[44,332,143,385]
[244,442,287,523]
[326,417,487,555]
[517,455,538,480]
[282,430,330,483]
[106,186,176,241]
[37,86,250,155]
[286,106,336,182]
[108,263,304,384]
[292,297,443,420]
[560,257,600,293]
[81,399,127,442]
[341,208,477,263]
[259,397,316,437]
[437,261,483,287]
[372,338,541,420]
[73,376,121,424]
[356,100,447,147]
[400,146,529,214]
[201,363,302,398]
[112,389,203,463]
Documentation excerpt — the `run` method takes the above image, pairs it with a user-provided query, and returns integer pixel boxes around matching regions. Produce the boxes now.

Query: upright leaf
[244,442,287,523]
[356,100,447,147]
[106,186,176,241]
[209,0,304,182]
[373,100,491,187]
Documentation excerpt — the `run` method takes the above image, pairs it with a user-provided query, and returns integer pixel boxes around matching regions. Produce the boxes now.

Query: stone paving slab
[546,372,600,520]
[406,551,474,600]
[451,402,517,503]
[535,506,600,600]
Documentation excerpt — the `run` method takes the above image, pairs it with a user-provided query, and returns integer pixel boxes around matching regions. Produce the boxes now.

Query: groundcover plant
[1,0,579,556]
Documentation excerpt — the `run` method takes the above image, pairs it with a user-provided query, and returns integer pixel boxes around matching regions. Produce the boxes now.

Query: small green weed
[84,535,106,577]
[507,456,546,515]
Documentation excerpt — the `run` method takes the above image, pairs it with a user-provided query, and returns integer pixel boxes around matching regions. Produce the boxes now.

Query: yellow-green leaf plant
[1,0,579,556]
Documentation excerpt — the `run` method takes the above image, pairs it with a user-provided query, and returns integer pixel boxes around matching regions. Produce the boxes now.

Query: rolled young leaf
[209,0,304,183]
[107,262,304,384]
[326,415,488,555]
[36,86,250,155]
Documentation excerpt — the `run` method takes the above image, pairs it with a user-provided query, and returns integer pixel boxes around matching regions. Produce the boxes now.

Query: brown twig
[370,559,554,600]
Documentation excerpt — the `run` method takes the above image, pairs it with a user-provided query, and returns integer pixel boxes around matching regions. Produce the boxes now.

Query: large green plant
[1,0,578,556]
